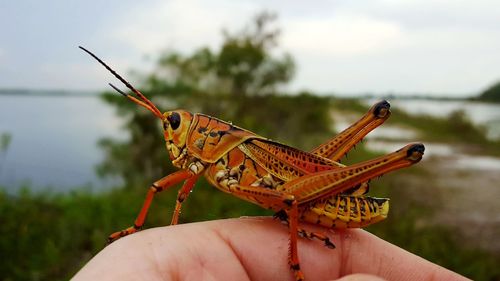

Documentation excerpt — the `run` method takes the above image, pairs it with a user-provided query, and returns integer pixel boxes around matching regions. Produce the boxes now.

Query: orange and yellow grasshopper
[80,46,424,281]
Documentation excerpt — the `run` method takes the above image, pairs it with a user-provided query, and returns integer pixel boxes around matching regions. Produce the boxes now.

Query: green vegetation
[2,165,500,280]
[0,185,271,281]
[2,12,499,281]
[477,80,500,103]
[0,132,11,174]
[0,133,11,153]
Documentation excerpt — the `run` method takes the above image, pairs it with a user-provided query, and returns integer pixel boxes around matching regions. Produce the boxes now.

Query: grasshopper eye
[168,112,181,130]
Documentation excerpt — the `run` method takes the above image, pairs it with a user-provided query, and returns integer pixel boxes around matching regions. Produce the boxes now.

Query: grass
[366,176,500,281]
[2,165,499,280]
[2,98,500,280]
[0,184,270,281]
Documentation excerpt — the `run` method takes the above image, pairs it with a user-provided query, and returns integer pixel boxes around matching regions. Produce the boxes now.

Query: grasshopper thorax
[163,110,193,164]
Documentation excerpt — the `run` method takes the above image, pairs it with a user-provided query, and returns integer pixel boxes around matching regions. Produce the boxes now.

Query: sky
[1,0,500,97]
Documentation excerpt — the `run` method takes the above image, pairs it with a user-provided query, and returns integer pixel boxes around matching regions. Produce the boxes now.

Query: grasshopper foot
[273,210,288,221]
[290,263,305,281]
[324,237,336,249]
[298,228,336,250]
[107,225,142,244]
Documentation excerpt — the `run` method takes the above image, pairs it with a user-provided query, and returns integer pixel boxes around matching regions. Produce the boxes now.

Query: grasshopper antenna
[79,46,163,119]
[108,83,127,97]
[108,83,158,114]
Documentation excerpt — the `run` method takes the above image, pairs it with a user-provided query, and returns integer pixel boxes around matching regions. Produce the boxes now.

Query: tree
[0,132,11,174]
[216,12,294,97]
[478,80,500,103]
[97,12,331,186]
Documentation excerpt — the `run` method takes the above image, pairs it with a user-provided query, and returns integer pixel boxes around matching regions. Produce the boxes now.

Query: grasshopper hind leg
[274,210,336,250]
[217,183,306,281]
[274,194,390,251]
[311,100,391,162]
[298,228,336,249]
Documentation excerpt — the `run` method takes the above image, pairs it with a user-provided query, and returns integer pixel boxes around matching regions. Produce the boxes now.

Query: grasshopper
[80,46,424,281]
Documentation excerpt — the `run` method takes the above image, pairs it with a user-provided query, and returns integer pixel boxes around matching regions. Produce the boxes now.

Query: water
[1,94,499,193]
[365,140,500,170]
[0,94,126,193]
[366,98,500,140]
[358,98,500,171]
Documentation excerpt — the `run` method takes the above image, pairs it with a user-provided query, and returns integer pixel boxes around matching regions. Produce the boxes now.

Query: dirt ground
[426,153,500,253]
[367,137,500,254]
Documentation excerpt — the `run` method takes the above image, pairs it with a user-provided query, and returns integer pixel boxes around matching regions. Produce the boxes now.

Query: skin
[73,218,470,281]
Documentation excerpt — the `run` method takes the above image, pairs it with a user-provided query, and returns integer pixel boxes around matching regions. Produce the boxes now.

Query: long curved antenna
[108,83,160,116]
[79,46,163,119]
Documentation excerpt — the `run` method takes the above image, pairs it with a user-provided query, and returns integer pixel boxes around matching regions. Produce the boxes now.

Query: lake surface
[365,98,500,140]
[0,94,126,193]
[1,94,499,193]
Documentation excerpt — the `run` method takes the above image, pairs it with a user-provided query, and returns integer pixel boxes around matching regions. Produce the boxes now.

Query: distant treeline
[476,80,500,103]
[0,89,99,96]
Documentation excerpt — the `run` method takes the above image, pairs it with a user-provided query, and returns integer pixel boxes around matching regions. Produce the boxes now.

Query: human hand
[73,217,469,281]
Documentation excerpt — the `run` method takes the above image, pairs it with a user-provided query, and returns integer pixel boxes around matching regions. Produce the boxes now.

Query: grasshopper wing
[239,139,343,182]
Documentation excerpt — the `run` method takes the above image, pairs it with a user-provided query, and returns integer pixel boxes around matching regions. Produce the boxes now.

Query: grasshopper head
[163,110,193,160]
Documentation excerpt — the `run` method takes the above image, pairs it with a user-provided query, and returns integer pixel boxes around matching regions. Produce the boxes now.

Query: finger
[73,217,469,281]
[73,220,253,281]
[209,218,468,281]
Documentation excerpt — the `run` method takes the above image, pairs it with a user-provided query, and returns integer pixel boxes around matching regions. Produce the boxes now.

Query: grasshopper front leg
[170,173,201,225]
[108,170,194,243]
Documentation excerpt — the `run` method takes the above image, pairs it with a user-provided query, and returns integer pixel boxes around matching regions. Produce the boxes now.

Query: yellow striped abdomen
[299,195,389,228]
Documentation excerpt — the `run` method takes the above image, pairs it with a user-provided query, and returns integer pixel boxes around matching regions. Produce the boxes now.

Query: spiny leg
[298,228,336,249]
[310,100,389,196]
[108,170,192,243]
[311,100,391,162]
[170,173,201,225]
[274,210,335,249]
[287,200,304,281]
[286,143,425,204]
[274,141,423,280]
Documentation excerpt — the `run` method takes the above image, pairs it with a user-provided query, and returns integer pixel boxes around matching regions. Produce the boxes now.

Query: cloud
[37,59,142,90]
[107,0,260,55]
[107,1,407,58]
[282,15,404,57]
[72,0,500,94]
